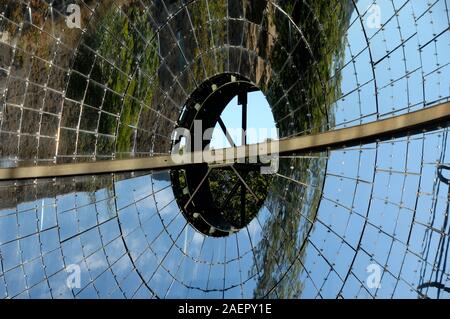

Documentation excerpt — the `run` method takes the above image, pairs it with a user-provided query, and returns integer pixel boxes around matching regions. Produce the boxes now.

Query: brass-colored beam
[277,102,450,153]
[0,102,448,181]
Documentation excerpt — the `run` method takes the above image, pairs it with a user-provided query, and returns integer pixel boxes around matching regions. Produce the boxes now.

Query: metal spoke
[239,92,248,147]
[183,167,212,210]
[231,165,260,203]
[238,92,248,227]
[219,170,249,211]
[217,117,237,147]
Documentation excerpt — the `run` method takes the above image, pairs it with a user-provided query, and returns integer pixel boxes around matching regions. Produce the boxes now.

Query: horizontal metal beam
[0,102,449,181]
[278,102,450,153]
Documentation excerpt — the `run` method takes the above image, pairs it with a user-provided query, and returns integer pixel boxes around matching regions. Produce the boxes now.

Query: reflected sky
[210,91,277,148]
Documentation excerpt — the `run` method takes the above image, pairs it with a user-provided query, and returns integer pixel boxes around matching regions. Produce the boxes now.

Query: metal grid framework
[0,0,449,299]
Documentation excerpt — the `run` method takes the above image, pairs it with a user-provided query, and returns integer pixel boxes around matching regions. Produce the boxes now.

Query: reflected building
[0,0,449,299]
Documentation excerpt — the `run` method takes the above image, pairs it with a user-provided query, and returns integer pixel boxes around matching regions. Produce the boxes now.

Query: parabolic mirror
[0,0,449,299]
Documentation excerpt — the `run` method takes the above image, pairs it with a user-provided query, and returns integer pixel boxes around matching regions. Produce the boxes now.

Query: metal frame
[0,102,449,181]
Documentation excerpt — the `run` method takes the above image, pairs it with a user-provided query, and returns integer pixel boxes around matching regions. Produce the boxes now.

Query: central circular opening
[170,74,278,237]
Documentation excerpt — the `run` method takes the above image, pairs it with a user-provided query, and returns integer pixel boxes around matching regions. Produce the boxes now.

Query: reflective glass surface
[0,0,449,299]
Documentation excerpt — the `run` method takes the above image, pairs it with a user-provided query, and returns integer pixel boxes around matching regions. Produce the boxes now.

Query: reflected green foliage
[67,2,160,154]
[209,168,272,227]
[266,0,352,135]
[253,155,327,298]
[251,0,353,298]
